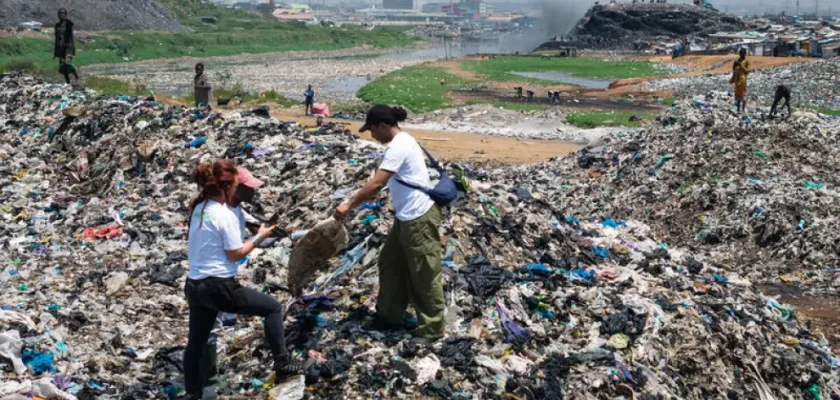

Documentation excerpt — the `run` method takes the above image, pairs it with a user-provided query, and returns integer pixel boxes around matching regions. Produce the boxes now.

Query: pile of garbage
[0,0,184,31]
[571,3,745,40]
[541,91,840,289]
[640,59,840,110]
[1,73,839,399]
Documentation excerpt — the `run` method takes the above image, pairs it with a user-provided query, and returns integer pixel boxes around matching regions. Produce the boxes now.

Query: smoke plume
[536,0,591,37]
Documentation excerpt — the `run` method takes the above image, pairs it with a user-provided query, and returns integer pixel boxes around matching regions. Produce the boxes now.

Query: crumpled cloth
[287,218,348,296]
[0,330,26,375]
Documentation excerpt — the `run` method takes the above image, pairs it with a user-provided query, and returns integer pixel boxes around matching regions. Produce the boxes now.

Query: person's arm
[196,76,211,89]
[334,169,393,220]
[66,22,75,57]
[742,61,751,75]
[225,224,274,261]
[239,208,261,234]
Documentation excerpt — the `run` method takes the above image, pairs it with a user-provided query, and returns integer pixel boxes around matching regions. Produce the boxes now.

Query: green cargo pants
[377,205,445,339]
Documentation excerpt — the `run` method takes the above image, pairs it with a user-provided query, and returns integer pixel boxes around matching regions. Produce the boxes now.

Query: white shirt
[230,206,250,239]
[380,132,435,221]
[187,200,244,280]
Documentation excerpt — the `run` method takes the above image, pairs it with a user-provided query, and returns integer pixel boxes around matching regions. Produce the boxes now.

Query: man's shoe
[274,355,305,382]
[362,316,401,332]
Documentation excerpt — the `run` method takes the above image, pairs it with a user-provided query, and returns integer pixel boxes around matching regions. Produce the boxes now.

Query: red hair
[188,160,238,228]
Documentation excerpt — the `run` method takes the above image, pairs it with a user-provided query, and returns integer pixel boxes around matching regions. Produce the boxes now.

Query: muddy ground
[270,108,581,164]
[758,284,840,348]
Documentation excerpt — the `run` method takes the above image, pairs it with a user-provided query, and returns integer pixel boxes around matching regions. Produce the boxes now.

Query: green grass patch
[803,105,840,117]
[662,97,676,106]
[0,0,418,83]
[357,64,471,114]
[0,27,416,72]
[566,110,653,129]
[461,56,670,86]
[86,76,150,96]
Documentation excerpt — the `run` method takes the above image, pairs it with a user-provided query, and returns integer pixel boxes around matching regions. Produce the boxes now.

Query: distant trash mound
[571,3,745,40]
[0,0,184,31]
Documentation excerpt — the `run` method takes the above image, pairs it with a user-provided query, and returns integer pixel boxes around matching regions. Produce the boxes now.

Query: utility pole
[796,0,799,16]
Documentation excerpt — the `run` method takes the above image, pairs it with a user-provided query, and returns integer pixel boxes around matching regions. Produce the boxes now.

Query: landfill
[640,59,840,110]
[570,3,745,41]
[0,0,184,32]
[1,72,840,399]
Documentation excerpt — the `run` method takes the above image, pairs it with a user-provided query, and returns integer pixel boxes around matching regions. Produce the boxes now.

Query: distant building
[383,0,414,10]
[421,2,449,13]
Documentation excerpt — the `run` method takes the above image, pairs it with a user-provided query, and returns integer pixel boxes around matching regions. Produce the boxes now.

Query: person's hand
[334,203,351,220]
[257,224,276,238]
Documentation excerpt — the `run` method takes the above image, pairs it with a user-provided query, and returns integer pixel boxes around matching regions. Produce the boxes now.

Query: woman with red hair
[183,160,302,399]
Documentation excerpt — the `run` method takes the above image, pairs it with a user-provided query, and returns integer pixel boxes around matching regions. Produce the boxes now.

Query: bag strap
[418,145,441,169]
[391,144,441,192]
[394,178,428,193]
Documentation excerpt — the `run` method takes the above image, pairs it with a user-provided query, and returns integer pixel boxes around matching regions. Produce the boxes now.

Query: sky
[515,0,835,17]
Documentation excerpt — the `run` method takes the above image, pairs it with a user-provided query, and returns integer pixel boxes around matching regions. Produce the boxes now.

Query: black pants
[58,58,78,84]
[184,277,287,394]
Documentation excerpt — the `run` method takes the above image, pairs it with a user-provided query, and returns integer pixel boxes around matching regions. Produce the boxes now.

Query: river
[85,34,543,102]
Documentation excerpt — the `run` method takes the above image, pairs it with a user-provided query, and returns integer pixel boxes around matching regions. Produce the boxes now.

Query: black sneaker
[274,355,305,382]
[362,316,400,332]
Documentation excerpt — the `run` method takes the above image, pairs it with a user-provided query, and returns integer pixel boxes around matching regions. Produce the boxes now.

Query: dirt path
[435,55,813,106]
[270,108,580,165]
[759,284,840,347]
[612,55,813,88]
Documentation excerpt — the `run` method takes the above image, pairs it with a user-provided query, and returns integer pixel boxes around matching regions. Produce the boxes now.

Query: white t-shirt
[230,206,250,239]
[380,132,435,221]
[187,200,244,280]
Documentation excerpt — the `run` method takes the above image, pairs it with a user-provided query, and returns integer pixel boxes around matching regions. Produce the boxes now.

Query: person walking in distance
[731,48,751,113]
[304,84,316,116]
[183,160,302,399]
[194,63,213,108]
[334,105,445,340]
[54,8,79,85]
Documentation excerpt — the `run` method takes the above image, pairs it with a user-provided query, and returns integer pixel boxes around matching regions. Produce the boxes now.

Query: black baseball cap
[359,104,407,132]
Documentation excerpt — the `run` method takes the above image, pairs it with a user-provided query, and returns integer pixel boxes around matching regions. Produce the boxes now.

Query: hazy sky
[512,0,834,16]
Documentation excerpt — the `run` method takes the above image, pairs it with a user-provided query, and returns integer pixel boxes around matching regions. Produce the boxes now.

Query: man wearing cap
[334,104,445,340]
[231,167,277,247]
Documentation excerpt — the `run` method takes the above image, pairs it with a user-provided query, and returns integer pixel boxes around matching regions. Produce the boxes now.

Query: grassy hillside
[0,0,418,78]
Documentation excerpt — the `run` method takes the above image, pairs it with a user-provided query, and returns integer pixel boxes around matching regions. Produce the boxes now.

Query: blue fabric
[189,137,207,148]
[593,246,609,258]
[522,263,553,277]
[570,268,596,281]
[602,218,627,228]
[495,298,529,343]
[359,202,382,211]
[565,216,580,226]
[615,361,636,384]
[22,349,54,374]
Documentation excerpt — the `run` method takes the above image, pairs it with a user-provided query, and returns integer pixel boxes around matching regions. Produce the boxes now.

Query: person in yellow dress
[731,48,751,113]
